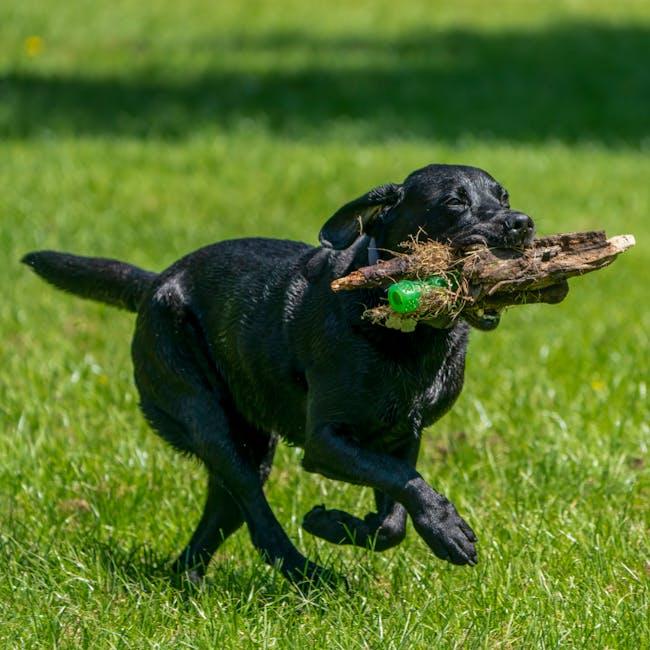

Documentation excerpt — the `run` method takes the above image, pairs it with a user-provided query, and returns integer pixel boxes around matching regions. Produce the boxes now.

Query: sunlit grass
[1,1,648,647]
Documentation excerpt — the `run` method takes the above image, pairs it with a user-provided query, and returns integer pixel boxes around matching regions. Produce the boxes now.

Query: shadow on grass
[2,21,649,145]
[94,540,343,606]
[93,539,174,584]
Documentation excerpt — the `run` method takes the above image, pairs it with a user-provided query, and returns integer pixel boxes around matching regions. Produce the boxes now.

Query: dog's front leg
[302,492,408,551]
[302,440,419,551]
[302,424,477,566]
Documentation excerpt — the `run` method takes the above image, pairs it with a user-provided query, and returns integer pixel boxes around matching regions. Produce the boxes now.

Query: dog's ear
[319,183,404,249]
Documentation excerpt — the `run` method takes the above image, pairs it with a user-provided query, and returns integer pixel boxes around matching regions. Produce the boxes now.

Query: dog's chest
[321,331,467,452]
[371,352,464,440]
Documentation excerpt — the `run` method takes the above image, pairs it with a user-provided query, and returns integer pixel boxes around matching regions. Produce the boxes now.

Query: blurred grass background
[1,0,648,647]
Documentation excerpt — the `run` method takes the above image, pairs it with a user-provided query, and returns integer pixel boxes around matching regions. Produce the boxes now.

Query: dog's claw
[459,519,478,543]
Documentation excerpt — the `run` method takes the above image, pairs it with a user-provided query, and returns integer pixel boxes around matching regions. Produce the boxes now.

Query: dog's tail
[21,250,157,313]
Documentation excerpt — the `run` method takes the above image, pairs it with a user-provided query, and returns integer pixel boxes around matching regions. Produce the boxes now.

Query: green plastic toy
[387,276,449,314]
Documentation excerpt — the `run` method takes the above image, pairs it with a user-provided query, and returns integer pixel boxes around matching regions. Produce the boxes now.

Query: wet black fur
[22,164,535,586]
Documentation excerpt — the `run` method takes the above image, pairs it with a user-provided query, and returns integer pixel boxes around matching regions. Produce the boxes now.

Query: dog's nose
[505,212,535,246]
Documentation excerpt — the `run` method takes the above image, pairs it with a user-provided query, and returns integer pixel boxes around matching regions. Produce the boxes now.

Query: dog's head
[320,164,536,330]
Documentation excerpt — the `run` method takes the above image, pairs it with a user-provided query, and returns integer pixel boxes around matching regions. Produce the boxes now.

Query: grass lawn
[1,0,648,647]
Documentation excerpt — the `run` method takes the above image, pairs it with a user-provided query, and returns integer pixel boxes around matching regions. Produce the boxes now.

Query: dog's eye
[444,196,468,209]
[500,191,510,208]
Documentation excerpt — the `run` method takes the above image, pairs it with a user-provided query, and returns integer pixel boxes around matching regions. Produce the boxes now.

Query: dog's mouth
[449,216,536,251]
[450,231,534,250]
[449,233,491,248]
[462,307,502,331]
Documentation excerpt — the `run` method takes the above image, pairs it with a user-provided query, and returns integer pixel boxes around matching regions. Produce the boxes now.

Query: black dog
[22,164,534,586]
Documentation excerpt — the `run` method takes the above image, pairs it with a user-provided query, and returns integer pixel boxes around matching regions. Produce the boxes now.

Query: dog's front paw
[411,496,478,566]
[302,505,368,545]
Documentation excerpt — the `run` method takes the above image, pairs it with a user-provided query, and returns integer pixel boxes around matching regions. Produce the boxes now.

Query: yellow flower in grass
[591,378,606,392]
[24,35,44,57]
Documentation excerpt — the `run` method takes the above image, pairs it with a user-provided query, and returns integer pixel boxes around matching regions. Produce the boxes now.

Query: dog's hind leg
[173,430,278,581]
[190,409,327,585]
[173,474,244,582]
[133,297,330,586]
[141,391,326,585]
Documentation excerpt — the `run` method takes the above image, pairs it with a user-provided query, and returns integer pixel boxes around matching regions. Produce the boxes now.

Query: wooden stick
[331,231,635,327]
[331,232,635,302]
